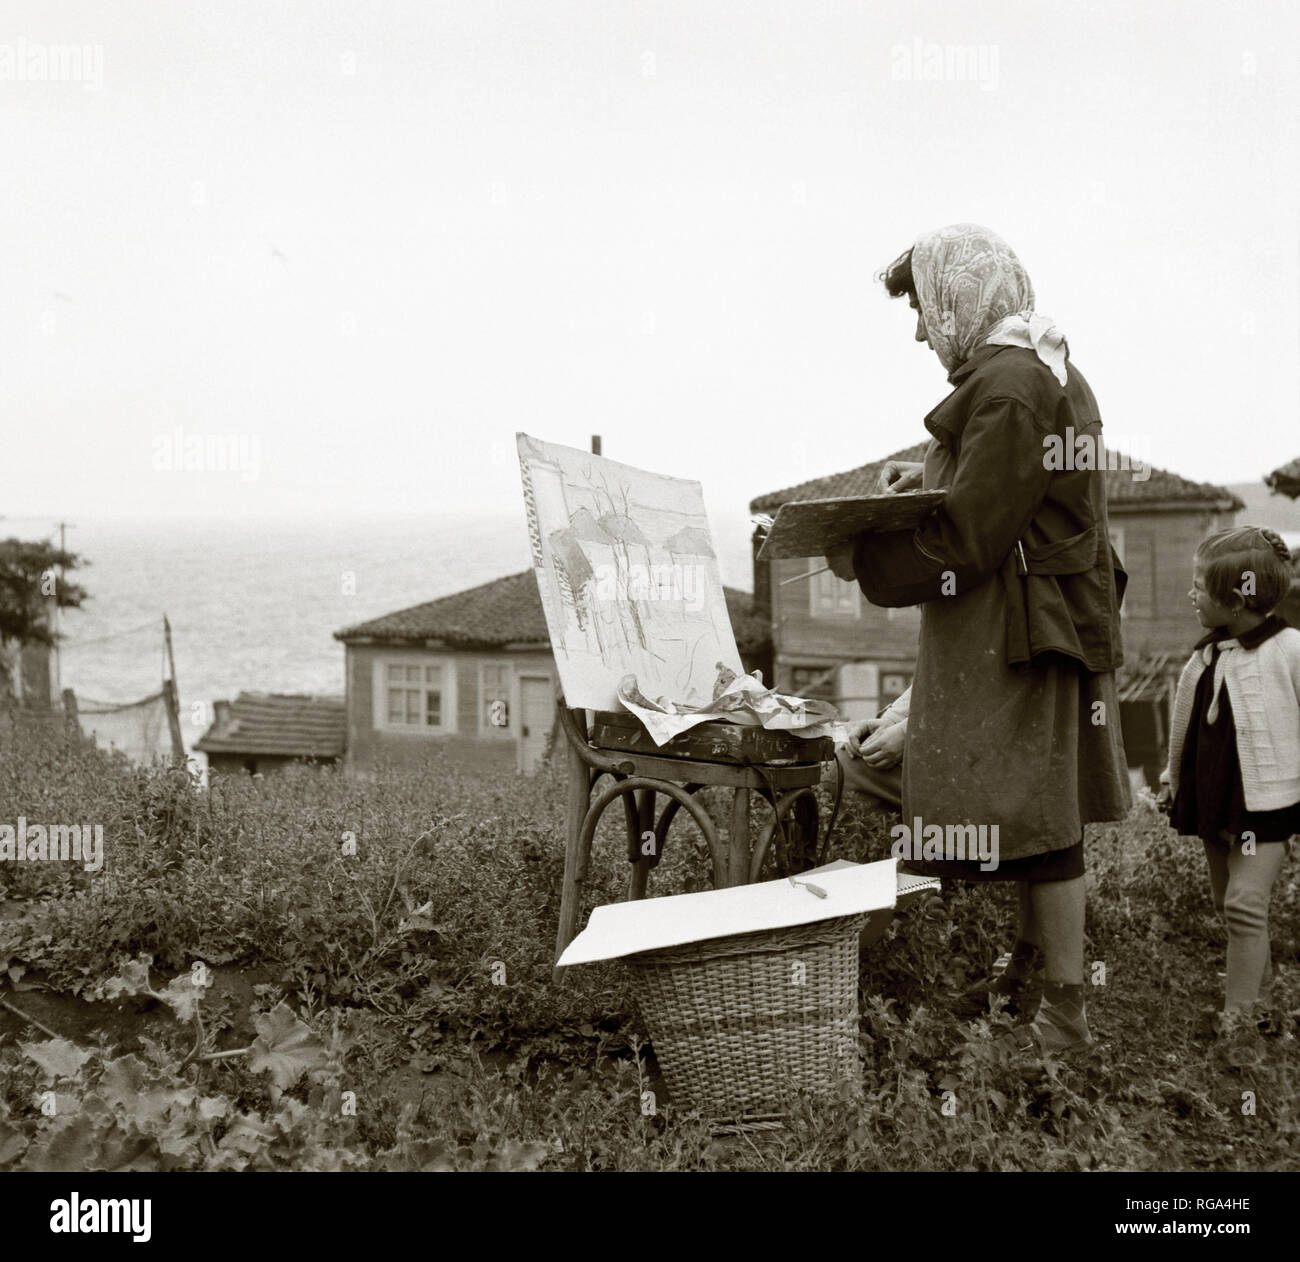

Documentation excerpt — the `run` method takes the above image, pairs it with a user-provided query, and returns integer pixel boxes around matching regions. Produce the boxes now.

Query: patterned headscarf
[911,223,1069,386]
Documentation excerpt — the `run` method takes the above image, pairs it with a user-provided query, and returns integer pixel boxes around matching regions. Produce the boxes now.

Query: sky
[4,0,1298,537]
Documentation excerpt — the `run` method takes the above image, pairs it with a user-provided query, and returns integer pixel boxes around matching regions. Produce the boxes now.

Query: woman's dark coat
[852,344,1131,862]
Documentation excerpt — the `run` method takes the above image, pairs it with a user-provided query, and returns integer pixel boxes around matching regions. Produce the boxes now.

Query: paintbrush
[780,563,832,586]
[756,512,838,585]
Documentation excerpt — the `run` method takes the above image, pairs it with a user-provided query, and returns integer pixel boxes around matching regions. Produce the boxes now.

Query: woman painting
[826,223,1130,1055]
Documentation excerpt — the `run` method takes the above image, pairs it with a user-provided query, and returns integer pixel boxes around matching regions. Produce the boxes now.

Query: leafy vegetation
[0,711,1296,1170]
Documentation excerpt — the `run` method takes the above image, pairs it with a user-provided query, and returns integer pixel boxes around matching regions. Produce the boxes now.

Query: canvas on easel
[517,433,743,712]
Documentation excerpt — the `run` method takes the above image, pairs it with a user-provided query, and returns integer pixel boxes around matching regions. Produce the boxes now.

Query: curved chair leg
[749,787,821,882]
[628,787,656,900]
[574,776,723,918]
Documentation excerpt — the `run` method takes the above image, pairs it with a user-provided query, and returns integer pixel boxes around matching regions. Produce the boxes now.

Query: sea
[26,489,1293,759]
[7,513,755,754]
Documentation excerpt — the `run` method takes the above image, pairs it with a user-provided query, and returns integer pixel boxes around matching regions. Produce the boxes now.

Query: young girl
[1160,526,1300,1021]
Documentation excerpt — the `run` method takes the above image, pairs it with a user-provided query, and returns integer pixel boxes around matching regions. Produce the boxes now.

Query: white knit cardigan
[1163,624,1300,812]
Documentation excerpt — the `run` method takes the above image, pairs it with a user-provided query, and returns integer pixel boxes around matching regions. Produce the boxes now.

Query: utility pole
[162,614,186,760]
[53,520,73,699]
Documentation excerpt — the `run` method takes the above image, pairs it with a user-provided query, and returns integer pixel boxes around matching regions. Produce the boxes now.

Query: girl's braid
[1257,527,1292,564]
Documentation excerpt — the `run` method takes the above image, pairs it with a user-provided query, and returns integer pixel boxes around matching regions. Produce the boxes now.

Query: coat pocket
[1021,525,1099,576]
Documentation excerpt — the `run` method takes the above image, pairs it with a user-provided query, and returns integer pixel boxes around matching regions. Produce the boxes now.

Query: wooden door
[518,676,554,774]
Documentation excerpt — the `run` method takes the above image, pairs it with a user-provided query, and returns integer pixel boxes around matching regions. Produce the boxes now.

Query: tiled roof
[335,572,549,647]
[195,692,345,758]
[334,572,770,654]
[1266,456,1300,499]
[749,442,1244,513]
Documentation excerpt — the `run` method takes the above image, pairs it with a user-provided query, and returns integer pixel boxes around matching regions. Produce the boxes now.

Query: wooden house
[749,442,1243,782]
[334,572,772,776]
[196,692,346,775]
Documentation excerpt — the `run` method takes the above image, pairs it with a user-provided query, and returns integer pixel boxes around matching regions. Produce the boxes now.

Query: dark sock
[1006,939,1042,981]
[1041,981,1085,1020]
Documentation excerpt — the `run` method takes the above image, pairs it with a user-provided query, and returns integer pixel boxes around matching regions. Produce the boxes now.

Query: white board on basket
[516,433,743,712]
[556,857,900,967]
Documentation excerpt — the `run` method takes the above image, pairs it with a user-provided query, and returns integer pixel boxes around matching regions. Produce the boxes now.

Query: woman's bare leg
[1030,876,1085,984]
[1002,875,1091,1050]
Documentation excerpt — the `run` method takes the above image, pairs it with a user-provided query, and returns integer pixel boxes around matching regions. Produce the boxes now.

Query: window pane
[406,665,420,682]
[810,570,838,615]
[426,691,441,725]
[387,664,402,681]
[791,666,833,699]
[426,665,441,684]
[387,689,403,723]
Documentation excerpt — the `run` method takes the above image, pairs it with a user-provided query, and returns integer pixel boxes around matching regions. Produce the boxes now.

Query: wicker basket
[625,913,866,1128]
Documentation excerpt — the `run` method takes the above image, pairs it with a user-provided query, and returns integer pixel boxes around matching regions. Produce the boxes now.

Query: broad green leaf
[133,1087,195,1134]
[102,956,155,1001]
[247,1003,328,1090]
[157,974,208,1022]
[271,1097,311,1135]
[21,1038,93,1082]
[98,1055,154,1113]
[22,1115,100,1171]
[156,1111,203,1161]
[218,1113,278,1156]
[88,1128,164,1173]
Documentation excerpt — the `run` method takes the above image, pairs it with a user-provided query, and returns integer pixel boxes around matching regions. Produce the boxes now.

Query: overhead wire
[59,617,162,651]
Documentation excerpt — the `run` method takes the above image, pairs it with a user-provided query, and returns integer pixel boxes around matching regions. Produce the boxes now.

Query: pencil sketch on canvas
[517,433,743,712]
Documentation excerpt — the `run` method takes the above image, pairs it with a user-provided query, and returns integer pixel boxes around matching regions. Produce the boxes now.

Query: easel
[552,700,839,981]
[534,433,840,980]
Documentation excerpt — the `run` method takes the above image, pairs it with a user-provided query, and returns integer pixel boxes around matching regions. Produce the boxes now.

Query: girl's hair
[879,247,915,300]
[1195,526,1294,613]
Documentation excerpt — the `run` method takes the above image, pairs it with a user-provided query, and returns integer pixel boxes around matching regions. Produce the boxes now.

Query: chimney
[213,699,231,734]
